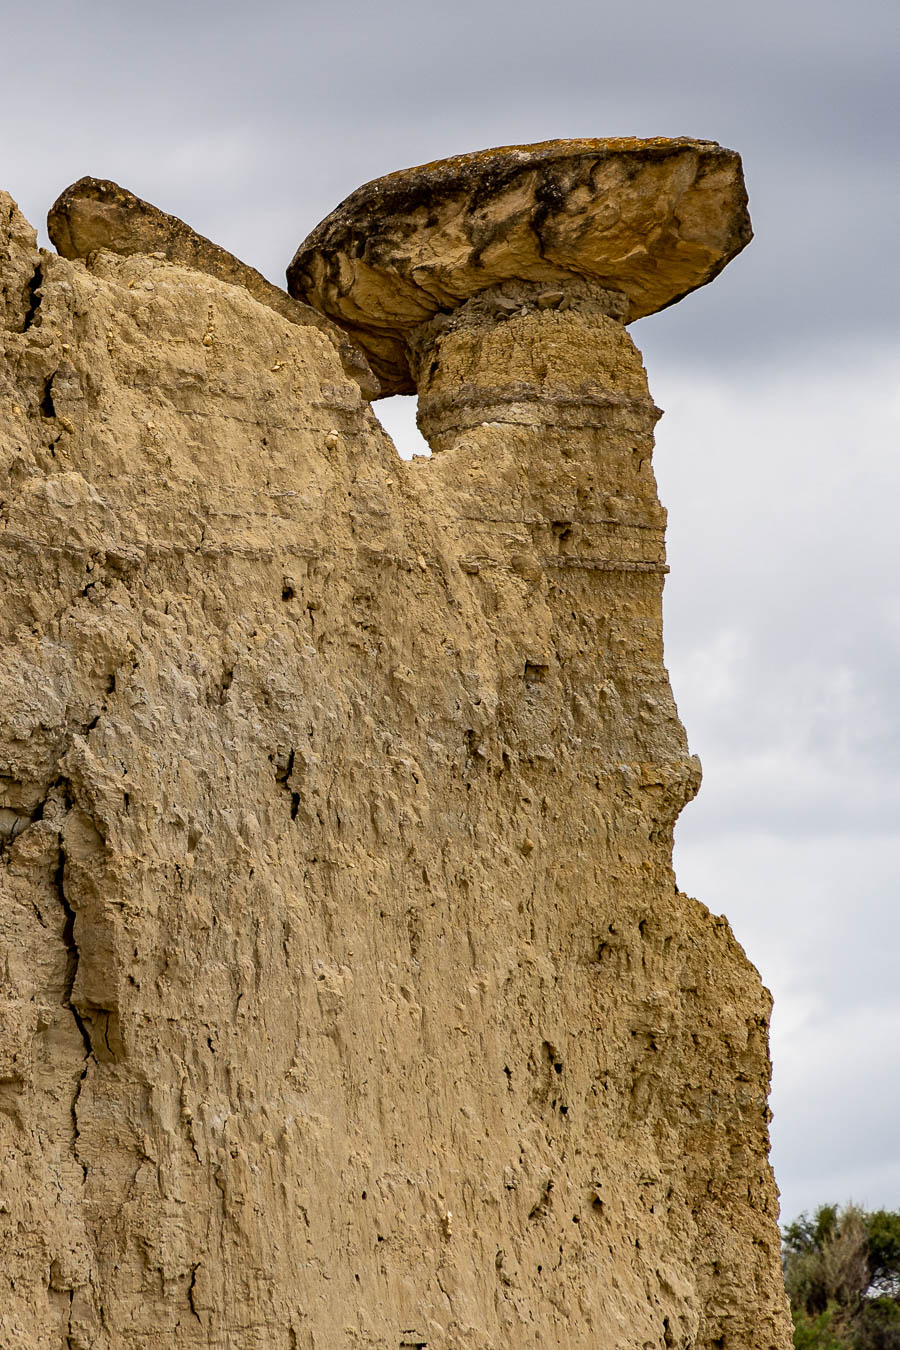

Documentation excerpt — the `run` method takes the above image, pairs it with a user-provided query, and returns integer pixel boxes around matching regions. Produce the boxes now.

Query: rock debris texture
[0,140,791,1349]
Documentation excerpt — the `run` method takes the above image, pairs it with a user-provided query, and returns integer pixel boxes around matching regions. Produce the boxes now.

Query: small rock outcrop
[0,141,790,1350]
[48,176,380,398]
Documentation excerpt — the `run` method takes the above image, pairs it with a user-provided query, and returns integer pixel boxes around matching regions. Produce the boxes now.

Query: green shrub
[791,1304,845,1350]
[783,1205,900,1350]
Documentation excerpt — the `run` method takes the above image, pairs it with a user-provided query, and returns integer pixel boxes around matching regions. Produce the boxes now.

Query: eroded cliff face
[0,190,790,1349]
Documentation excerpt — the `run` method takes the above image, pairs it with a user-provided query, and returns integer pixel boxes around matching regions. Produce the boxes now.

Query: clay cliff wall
[0,188,790,1348]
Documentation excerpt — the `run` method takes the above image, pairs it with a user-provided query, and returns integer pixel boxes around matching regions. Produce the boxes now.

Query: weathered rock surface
[287,137,752,394]
[49,177,380,398]
[0,161,788,1350]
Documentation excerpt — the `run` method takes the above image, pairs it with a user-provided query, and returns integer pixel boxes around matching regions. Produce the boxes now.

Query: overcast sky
[3,0,898,1227]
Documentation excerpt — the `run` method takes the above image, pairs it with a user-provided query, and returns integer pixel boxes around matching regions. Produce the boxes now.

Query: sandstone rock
[0,159,789,1349]
[1,192,42,333]
[48,176,380,398]
[287,137,752,395]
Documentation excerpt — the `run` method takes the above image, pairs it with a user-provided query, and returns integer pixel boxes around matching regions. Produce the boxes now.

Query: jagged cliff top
[287,137,752,394]
[47,176,380,398]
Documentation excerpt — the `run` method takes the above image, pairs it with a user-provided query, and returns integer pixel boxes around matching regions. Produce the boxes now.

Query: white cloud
[652,343,900,1224]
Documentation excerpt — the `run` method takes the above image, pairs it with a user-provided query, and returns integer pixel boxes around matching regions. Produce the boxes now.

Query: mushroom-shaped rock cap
[288,137,752,396]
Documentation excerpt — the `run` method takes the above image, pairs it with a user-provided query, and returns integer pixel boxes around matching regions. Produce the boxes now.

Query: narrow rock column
[410,276,696,843]
[407,282,785,1346]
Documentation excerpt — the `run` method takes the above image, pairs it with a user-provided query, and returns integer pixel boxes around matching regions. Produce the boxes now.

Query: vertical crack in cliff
[40,373,57,421]
[273,747,301,819]
[21,260,43,332]
[187,1264,202,1323]
[53,828,93,1183]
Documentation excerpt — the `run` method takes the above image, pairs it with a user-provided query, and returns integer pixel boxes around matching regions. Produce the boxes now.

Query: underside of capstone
[0,146,790,1350]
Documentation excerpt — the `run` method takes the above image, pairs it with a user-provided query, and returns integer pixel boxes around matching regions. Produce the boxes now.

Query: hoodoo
[0,142,790,1349]
[287,137,751,395]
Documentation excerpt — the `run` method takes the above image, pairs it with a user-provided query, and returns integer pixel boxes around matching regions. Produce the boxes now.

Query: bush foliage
[783,1205,900,1350]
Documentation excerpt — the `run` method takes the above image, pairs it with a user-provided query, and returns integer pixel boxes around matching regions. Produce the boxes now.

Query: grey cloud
[648,351,900,1226]
[772,1005,900,1219]
[3,0,898,368]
